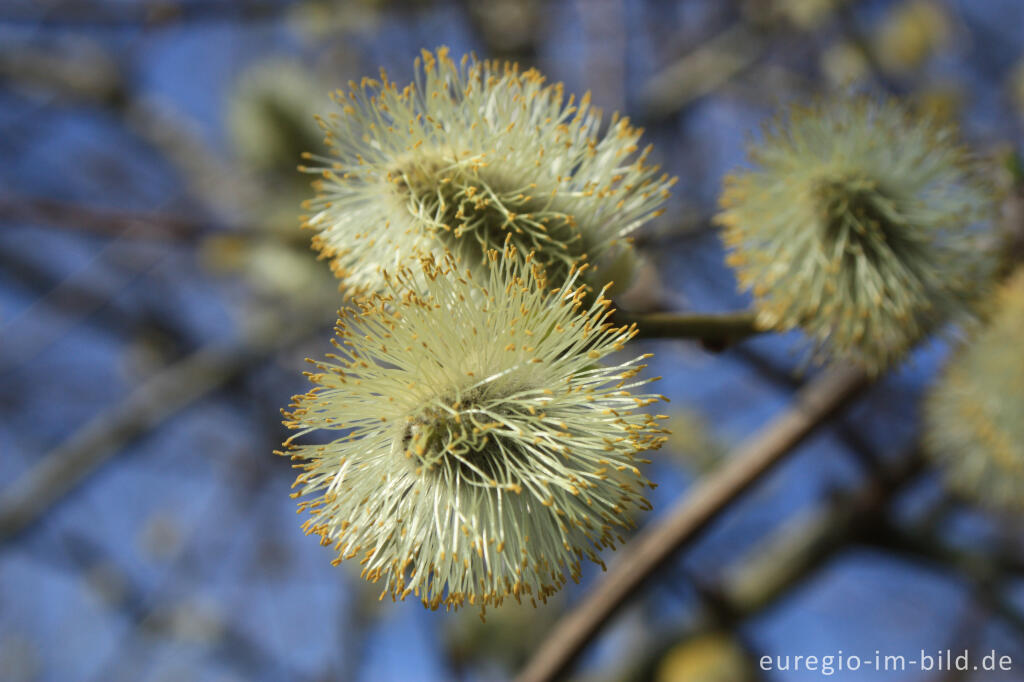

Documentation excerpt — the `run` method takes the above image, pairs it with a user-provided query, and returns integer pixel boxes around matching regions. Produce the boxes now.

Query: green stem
[616,310,763,345]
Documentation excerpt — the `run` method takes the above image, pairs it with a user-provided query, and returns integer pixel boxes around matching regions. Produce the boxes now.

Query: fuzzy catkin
[300,47,675,295]
[717,96,996,372]
[924,268,1024,511]
[281,245,668,611]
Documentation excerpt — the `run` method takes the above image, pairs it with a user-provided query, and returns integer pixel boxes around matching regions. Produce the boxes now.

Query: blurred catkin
[717,97,996,372]
[924,268,1024,512]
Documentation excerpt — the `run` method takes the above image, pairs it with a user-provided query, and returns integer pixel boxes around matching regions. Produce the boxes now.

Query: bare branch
[0,314,326,544]
[0,1,298,29]
[617,309,762,346]
[516,363,869,682]
[0,196,220,241]
[640,24,765,119]
[723,448,923,617]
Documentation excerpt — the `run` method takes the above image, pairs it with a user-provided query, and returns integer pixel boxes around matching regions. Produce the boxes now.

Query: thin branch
[0,45,125,106]
[639,23,765,120]
[866,521,1024,584]
[728,344,887,476]
[631,218,717,250]
[722,448,923,617]
[0,243,150,363]
[0,196,221,241]
[865,520,1024,640]
[0,1,300,29]
[44,528,291,680]
[613,445,932,681]
[617,310,762,346]
[0,43,270,224]
[606,448,924,681]
[0,313,327,544]
[516,363,870,682]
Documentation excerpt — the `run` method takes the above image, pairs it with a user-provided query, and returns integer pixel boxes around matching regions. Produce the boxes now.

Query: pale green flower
[300,47,674,294]
[717,97,996,372]
[924,269,1024,512]
[280,244,667,611]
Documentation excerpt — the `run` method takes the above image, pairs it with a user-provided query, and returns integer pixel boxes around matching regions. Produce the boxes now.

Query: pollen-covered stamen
[300,47,676,294]
[280,243,667,612]
[401,390,526,485]
[414,164,572,246]
[389,153,587,282]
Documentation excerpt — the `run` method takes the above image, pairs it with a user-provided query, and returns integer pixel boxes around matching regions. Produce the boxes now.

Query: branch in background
[0,43,269,223]
[866,519,1024,640]
[44,527,291,680]
[726,343,891,477]
[867,520,1024,588]
[0,243,149,353]
[606,448,924,682]
[617,310,762,347]
[639,24,765,120]
[0,196,220,241]
[0,44,125,107]
[0,312,327,544]
[632,218,717,250]
[721,448,923,618]
[516,364,870,682]
[0,1,300,29]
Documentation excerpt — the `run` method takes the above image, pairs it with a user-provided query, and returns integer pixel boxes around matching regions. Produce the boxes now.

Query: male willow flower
[280,244,667,610]
[717,97,995,372]
[924,269,1024,512]
[299,47,674,294]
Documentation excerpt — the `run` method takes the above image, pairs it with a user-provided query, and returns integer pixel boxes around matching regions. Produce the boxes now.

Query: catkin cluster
[281,49,1000,612]
[282,48,671,611]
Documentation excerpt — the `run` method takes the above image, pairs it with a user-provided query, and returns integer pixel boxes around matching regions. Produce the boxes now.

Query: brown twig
[0,1,299,29]
[516,363,870,682]
[617,310,762,347]
[722,448,924,617]
[604,448,924,681]
[0,196,221,241]
[0,313,327,544]
[639,23,765,119]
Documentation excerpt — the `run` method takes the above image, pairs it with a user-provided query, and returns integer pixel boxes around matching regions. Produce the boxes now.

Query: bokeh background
[2,1,1024,680]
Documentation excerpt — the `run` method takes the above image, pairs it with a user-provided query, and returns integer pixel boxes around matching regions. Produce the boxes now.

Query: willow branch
[865,519,1024,639]
[0,314,326,544]
[640,24,765,119]
[607,447,923,680]
[0,196,219,241]
[0,2,296,29]
[722,448,923,617]
[616,310,762,345]
[516,364,870,682]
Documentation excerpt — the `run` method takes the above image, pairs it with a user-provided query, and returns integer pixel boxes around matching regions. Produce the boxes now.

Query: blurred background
[2,0,1024,680]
